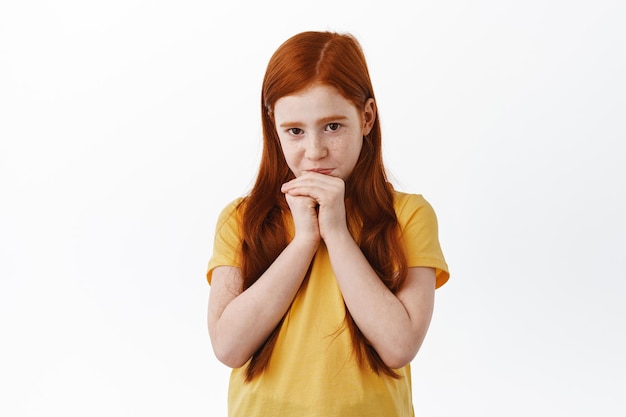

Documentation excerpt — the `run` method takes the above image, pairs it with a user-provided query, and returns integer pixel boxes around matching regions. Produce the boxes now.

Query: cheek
[338,136,363,157]
[279,142,300,164]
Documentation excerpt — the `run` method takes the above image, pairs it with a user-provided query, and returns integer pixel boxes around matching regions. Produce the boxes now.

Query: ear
[362,98,376,136]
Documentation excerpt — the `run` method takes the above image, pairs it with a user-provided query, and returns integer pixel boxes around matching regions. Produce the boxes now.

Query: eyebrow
[278,115,349,128]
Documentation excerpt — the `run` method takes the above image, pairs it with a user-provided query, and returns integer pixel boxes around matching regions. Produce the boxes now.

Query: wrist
[321,227,354,247]
[290,234,320,253]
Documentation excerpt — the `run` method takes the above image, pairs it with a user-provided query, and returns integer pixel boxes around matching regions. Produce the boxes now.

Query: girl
[207,31,449,416]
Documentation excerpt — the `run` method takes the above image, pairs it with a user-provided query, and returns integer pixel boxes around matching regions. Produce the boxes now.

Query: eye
[288,127,303,135]
[326,123,340,131]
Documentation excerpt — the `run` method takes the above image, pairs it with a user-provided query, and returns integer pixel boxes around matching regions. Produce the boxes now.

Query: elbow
[212,341,251,369]
[381,349,418,370]
[209,325,252,368]
[214,352,246,369]
[378,334,426,369]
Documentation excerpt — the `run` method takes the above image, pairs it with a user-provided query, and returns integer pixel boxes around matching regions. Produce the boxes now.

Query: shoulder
[210,197,247,254]
[214,197,245,231]
[392,191,437,227]
[392,190,450,287]
[392,191,430,210]
[217,197,245,219]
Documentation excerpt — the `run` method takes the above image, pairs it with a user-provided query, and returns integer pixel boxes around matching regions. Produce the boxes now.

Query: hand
[283,193,320,244]
[281,172,349,241]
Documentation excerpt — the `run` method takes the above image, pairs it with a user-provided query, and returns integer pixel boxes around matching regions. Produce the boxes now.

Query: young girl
[207,31,449,416]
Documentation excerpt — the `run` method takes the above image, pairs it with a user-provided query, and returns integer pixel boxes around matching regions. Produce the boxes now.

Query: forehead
[273,84,359,121]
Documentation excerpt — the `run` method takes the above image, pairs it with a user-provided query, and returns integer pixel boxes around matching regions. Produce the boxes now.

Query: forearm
[325,233,434,369]
[211,237,318,367]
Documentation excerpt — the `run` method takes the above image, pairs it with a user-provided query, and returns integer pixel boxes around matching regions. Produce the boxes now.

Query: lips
[307,168,333,175]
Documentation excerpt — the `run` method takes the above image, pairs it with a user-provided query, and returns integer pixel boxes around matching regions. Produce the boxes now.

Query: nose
[304,134,328,160]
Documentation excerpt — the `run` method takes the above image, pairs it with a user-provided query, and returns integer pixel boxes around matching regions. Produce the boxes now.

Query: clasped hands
[281,172,349,242]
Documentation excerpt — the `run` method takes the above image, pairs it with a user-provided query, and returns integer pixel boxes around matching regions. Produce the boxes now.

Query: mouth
[307,168,333,175]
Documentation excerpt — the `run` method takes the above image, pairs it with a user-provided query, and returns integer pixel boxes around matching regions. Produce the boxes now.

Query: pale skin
[208,84,436,369]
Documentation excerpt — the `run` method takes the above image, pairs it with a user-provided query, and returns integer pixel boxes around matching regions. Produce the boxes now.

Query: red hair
[238,31,407,381]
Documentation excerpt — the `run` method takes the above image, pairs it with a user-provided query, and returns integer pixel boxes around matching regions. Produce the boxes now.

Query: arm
[325,233,436,369]
[282,172,436,369]
[207,195,320,368]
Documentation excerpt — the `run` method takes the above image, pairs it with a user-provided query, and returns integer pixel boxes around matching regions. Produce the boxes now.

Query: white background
[1,1,624,416]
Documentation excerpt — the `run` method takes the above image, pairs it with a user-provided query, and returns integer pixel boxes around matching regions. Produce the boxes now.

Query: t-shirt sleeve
[206,199,243,285]
[397,193,450,289]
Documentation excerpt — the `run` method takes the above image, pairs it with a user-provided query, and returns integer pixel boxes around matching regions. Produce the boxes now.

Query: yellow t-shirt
[207,191,449,417]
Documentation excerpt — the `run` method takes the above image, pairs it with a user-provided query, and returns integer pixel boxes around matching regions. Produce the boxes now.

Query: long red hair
[238,31,407,381]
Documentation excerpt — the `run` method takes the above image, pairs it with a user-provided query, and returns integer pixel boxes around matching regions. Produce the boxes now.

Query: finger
[284,185,324,199]
[282,177,341,196]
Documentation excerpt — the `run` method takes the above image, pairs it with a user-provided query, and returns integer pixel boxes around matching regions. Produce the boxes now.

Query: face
[273,84,376,180]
